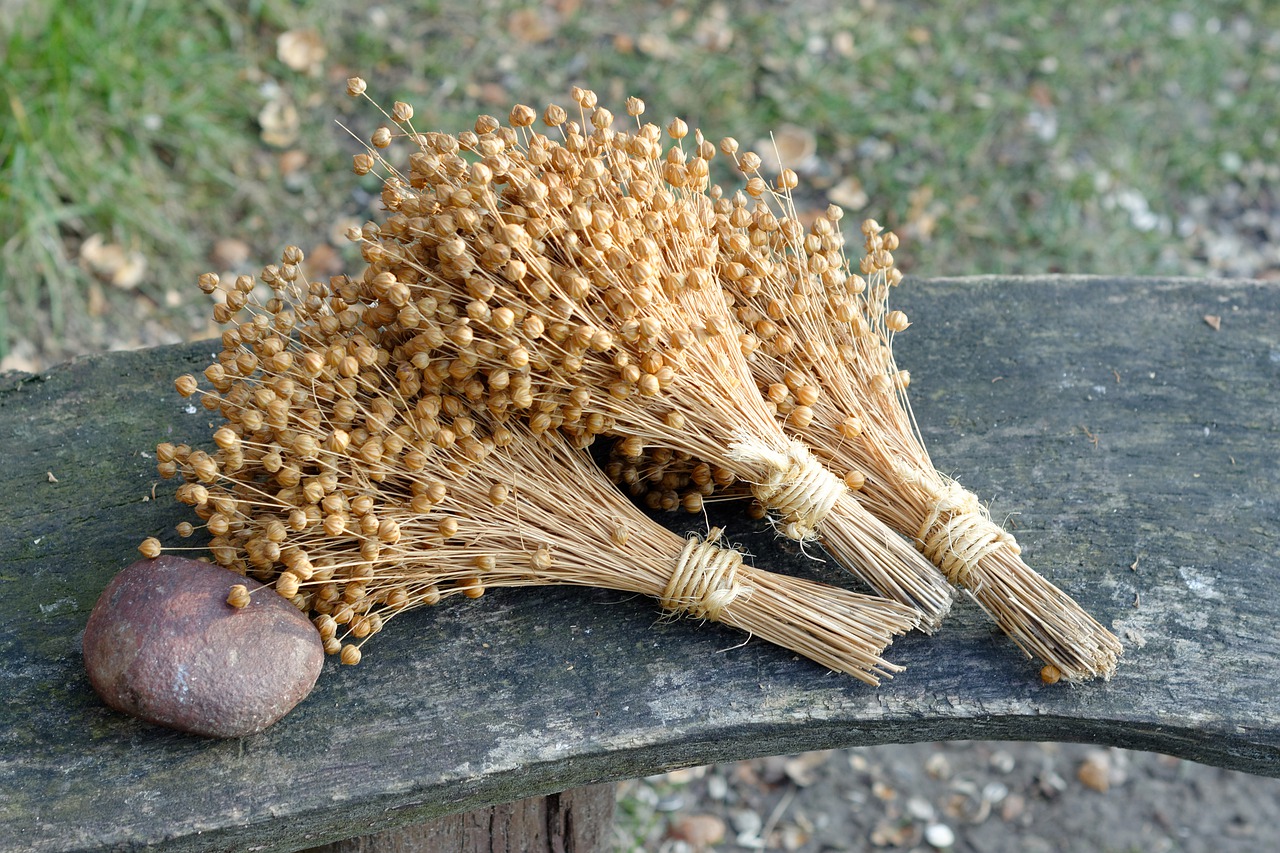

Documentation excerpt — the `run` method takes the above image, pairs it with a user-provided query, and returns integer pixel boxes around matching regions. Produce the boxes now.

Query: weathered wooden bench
[2,276,1276,851]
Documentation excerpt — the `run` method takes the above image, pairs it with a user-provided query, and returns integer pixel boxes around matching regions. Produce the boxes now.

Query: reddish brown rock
[668,814,727,850]
[83,556,323,737]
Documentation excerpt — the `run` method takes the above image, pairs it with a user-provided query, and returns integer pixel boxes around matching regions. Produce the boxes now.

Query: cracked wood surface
[1,276,1276,851]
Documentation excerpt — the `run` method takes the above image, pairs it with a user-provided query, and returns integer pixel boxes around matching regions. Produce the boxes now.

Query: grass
[0,0,309,363]
[2,0,1278,369]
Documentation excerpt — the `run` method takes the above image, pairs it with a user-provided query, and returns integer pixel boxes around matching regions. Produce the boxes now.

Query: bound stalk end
[821,490,957,633]
[917,485,1120,680]
[965,548,1123,683]
[673,533,922,685]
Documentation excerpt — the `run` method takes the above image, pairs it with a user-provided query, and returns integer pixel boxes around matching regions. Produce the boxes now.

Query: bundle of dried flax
[332,83,954,628]
[610,149,1121,681]
[142,81,1119,690]
[141,248,919,683]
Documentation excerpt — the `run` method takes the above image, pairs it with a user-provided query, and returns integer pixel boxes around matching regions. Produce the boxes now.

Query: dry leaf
[278,149,309,176]
[1204,314,1222,331]
[754,124,817,174]
[832,30,855,57]
[277,29,325,74]
[79,234,147,289]
[79,234,118,272]
[0,341,40,374]
[667,814,726,849]
[1077,751,1112,792]
[1000,793,1026,822]
[871,779,897,801]
[473,82,512,107]
[259,95,300,147]
[636,32,678,59]
[304,242,344,279]
[782,750,832,787]
[210,238,251,270]
[111,256,147,289]
[869,819,918,847]
[329,216,363,246]
[693,3,733,52]
[828,175,869,211]
[507,8,553,44]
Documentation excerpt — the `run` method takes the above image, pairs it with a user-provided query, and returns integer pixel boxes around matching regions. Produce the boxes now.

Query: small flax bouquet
[336,81,955,629]
[611,153,1122,680]
[147,245,920,683]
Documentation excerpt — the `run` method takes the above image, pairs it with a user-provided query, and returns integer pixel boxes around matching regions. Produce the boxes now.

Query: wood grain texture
[1,276,1276,851]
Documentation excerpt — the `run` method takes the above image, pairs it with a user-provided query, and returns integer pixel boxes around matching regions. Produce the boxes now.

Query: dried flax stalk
[789,222,1120,680]
[150,248,919,683]
[619,154,1122,680]
[338,85,954,628]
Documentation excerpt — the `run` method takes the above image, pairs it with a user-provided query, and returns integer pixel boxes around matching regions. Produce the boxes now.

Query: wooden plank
[1,276,1276,852]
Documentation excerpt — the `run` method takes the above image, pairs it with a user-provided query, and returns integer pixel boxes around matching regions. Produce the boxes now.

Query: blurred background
[4,1,1279,850]
[3,0,1277,372]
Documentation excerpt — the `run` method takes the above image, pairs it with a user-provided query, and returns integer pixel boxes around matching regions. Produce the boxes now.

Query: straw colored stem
[379,538,919,684]
[725,432,954,630]
[816,489,955,632]
[958,540,1122,681]
[323,430,922,682]
[803,343,1123,679]
[868,459,1122,680]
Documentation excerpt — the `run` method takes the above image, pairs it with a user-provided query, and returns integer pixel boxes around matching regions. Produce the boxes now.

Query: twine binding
[662,528,746,620]
[912,474,1020,588]
[730,435,846,541]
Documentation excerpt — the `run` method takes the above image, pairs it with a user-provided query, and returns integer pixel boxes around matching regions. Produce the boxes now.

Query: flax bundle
[336,83,954,628]
[614,163,1121,681]
[144,251,920,682]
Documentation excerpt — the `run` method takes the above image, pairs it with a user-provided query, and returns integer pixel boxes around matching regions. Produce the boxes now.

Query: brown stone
[1077,750,1113,793]
[668,814,727,849]
[82,556,323,737]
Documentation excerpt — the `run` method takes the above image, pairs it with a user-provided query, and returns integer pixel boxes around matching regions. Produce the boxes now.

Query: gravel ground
[618,740,1280,852]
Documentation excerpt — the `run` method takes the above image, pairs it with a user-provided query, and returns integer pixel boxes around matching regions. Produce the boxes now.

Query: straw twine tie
[915,479,1020,588]
[730,436,846,541]
[662,530,747,621]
